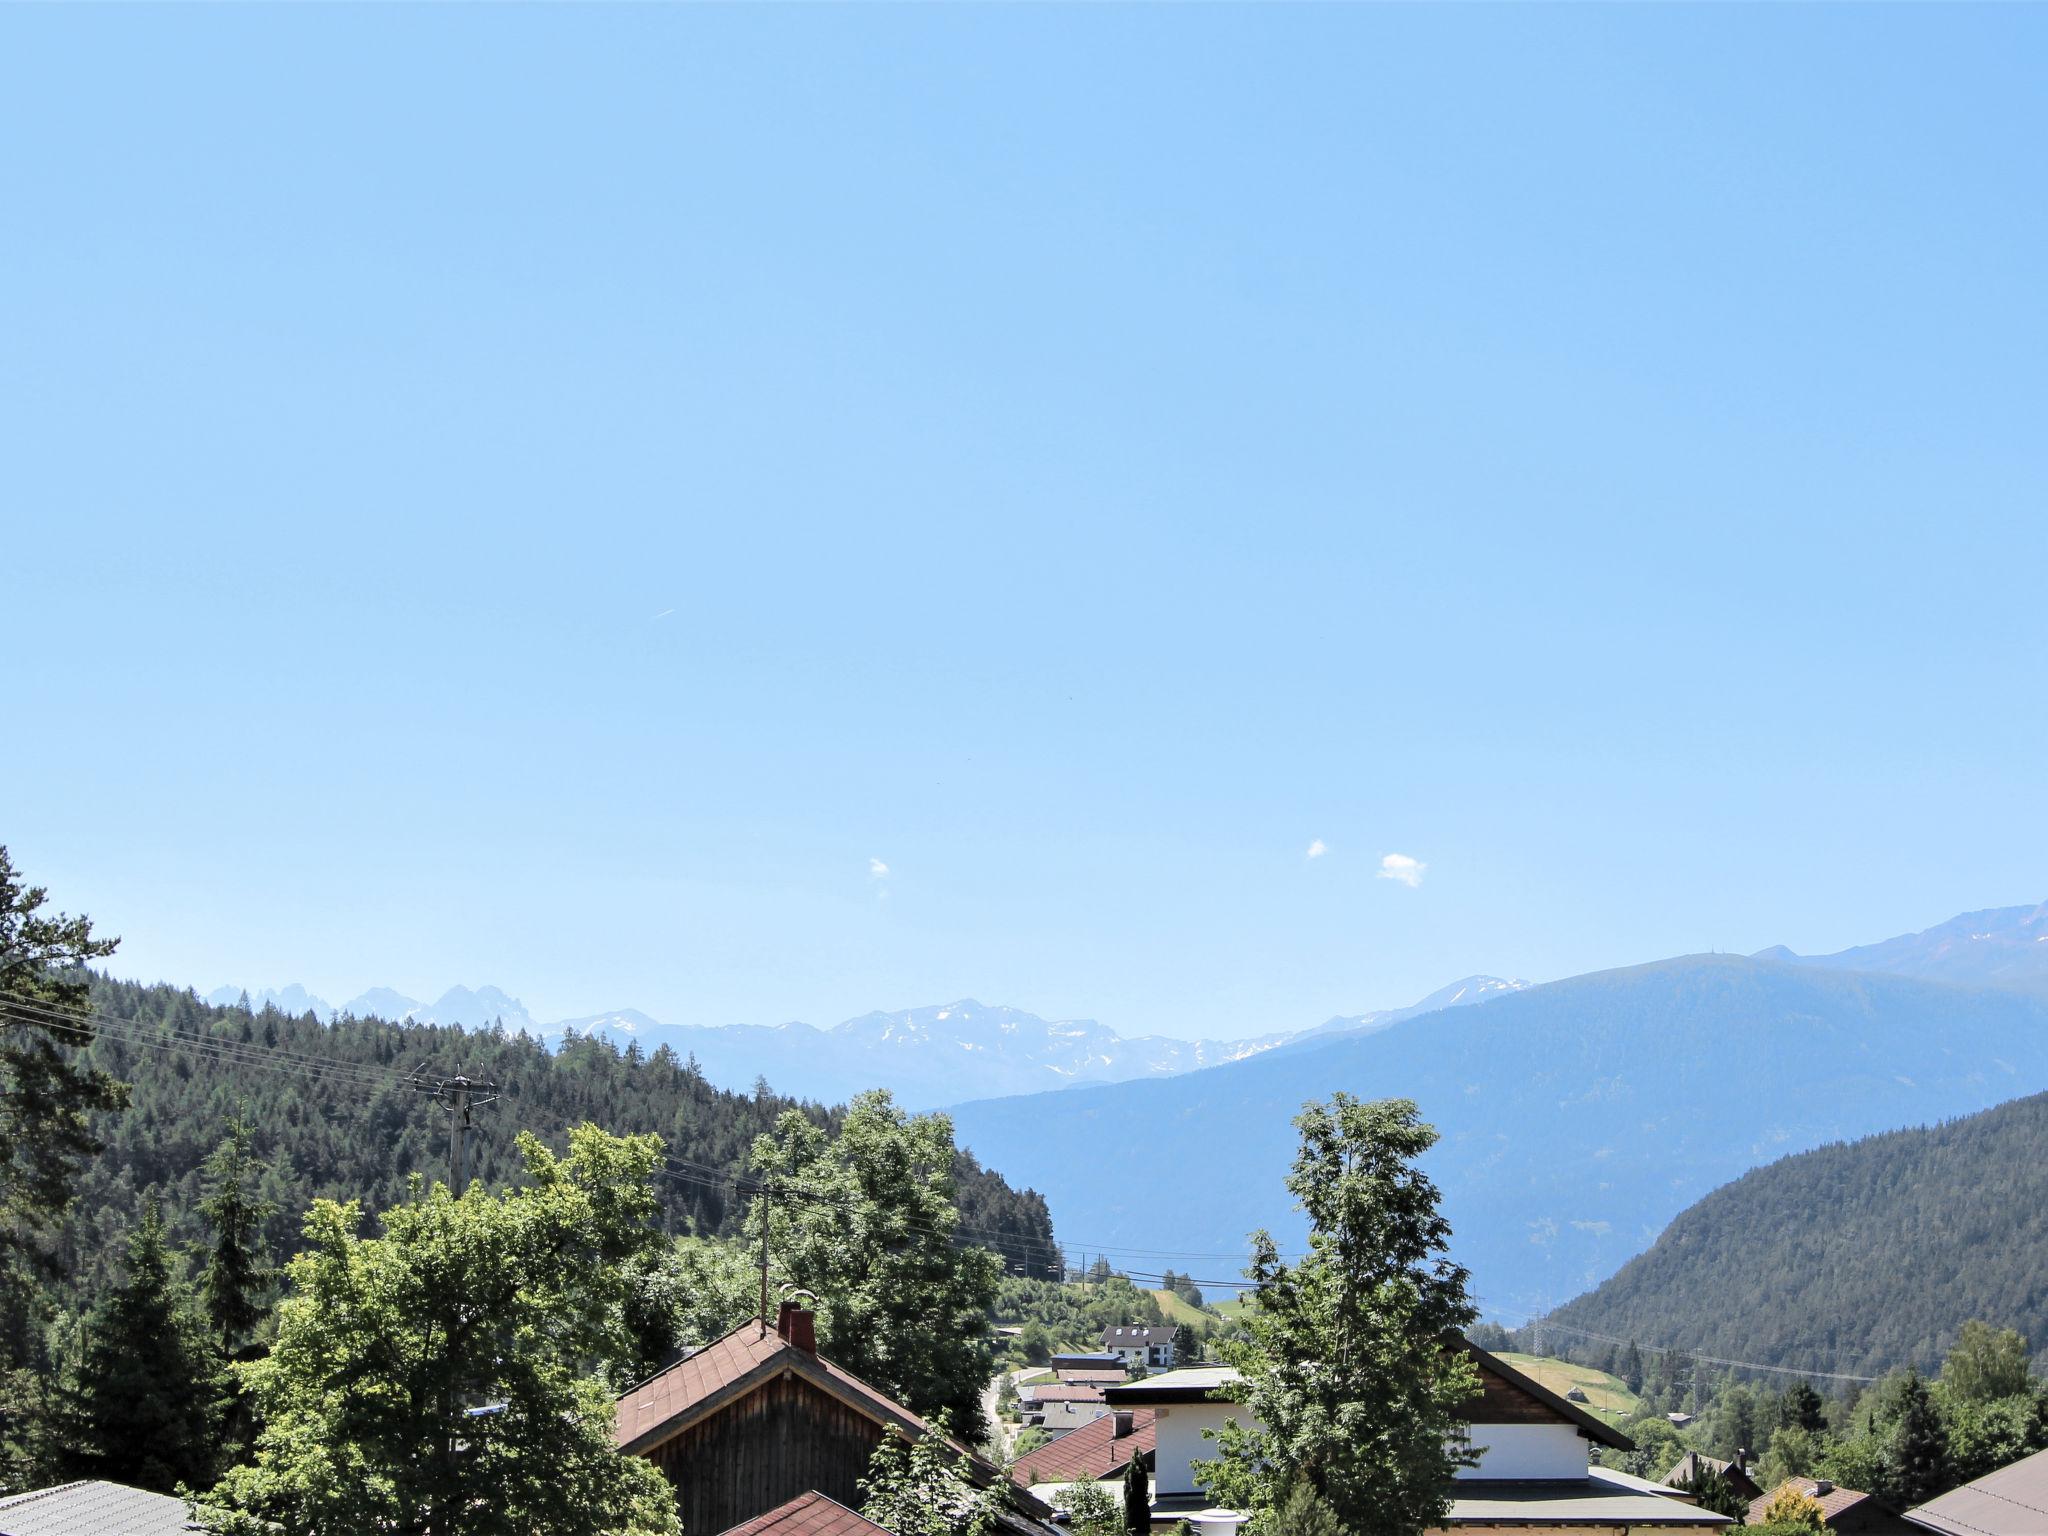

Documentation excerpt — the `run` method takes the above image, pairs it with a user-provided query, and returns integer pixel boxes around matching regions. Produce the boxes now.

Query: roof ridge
[0,1480,92,1509]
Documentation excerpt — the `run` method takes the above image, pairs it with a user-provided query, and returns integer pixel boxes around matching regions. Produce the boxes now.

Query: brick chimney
[776,1300,817,1355]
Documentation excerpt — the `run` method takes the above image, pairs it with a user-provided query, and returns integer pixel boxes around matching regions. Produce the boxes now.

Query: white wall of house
[1456,1423,1588,1480]
[1152,1403,1259,1496]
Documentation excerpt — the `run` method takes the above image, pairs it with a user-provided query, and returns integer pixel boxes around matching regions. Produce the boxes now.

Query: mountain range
[943,942,2048,1323]
[200,977,1528,1110]
[1756,899,2048,992]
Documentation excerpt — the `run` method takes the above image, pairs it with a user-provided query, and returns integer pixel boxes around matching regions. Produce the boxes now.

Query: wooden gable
[640,1367,888,1536]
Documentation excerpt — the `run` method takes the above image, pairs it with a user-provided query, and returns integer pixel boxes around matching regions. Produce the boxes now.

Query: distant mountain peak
[1766,900,2048,991]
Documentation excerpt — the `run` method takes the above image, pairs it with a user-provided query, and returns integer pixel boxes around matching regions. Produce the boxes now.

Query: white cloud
[868,858,890,878]
[1377,853,1426,888]
[1305,839,1328,860]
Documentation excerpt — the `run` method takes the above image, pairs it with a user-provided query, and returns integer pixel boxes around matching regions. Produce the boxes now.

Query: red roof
[1011,1409,1156,1486]
[615,1322,991,1483]
[717,1491,892,1536]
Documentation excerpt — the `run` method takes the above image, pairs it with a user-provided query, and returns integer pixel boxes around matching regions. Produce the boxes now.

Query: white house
[1104,1340,1732,1533]
[1100,1324,1176,1371]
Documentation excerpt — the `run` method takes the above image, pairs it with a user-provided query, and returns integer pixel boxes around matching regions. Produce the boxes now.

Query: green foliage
[1759,1426,1825,1488]
[621,1233,762,1377]
[1123,1452,1150,1534]
[1199,1095,1479,1536]
[1545,1093,2048,1378]
[1754,1482,1831,1533]
[44,977,1055,1319]
[1613,1412,1686,1480]
[0,845,129,1435]
[1670,1460,1747,1521]
[1783,1381,1828,1434]
[992,1275,1166,1364]
[1942,1321,2034,1404]
[198,1107,275,1358]
[1050,1478,1121,1536]
[752,1089,1001,1439]
[1172,1320,1201,1364]
[44,1201,219,1493]
[200,1125,680,1536]
[858,1415,1006,1536]
[1940,1383,2048,1486]
[1269,1480,1348,1536]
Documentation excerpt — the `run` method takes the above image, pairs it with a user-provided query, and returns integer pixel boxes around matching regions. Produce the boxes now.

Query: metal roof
[1448,1472,1732,1528]
[1102,1364,1244,1404]
[0,1481,198,1536]
[1907,1447,2048,1536]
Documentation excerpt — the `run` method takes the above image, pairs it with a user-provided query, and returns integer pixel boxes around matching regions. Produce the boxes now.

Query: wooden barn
[615,1302,1056,1536]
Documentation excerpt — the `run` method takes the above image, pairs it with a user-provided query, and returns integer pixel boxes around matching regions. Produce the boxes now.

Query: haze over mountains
[203,899,2048,1328]
[945,902,2048,1321]
[1759,899,2048,992]
[200,977,1527,1110]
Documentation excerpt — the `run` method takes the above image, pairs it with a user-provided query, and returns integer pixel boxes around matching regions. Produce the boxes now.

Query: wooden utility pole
[758,1181,772,1338]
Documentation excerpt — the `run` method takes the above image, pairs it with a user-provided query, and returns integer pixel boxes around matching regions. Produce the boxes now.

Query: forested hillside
[47,976,1059,1301]
[1544,1092,2048,1376]
[948,954,2048,1317]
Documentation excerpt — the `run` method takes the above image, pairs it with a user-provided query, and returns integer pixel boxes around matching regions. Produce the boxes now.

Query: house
[616,1302,1057,1536]
[1011,1407,1156,1492]
[1665,1450,1765,1505]
[1104,1340,1732,1532]
[0,1480,201,1536]
[1020,1383,1108,1409]
[1055,1369,1129,1389]
[1050,1351,1126,1372]
[1020,1398,1113,1438]
[1908,1445,2048,1536]
[1748,1478,1917,1534]
[1102,1324,1177,1371]
[720,1491,893,1536]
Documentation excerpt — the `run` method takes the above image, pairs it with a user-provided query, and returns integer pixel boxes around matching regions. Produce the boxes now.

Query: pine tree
[1784,1381,1827,1433]
[199,1107,275,1358]
[1621,1340,1645,1394]
[52,1202,218,1492]
[0,847,129,1308]
[1123,1452,1150,1534]
[1271,1481,1347,1536]
[1885,1371,1952,1509]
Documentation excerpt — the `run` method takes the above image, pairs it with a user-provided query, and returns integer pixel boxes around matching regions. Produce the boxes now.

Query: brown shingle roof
[614,1322,992,1483]
[1749,1479,1904,1530]
[1010,1410,1156,1487]
[716,1491,891,1536]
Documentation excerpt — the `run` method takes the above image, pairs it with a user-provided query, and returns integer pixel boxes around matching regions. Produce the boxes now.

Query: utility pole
[430,1072,497,1194]
[757,1180,772,1338]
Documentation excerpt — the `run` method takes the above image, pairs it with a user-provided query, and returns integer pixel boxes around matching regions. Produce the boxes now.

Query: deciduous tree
[201,1126,680,1536]
[1199,1095,1479,1536]
[752,1090,1000,1438]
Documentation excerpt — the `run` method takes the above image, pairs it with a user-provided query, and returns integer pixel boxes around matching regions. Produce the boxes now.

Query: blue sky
[4,7,2044,1042]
